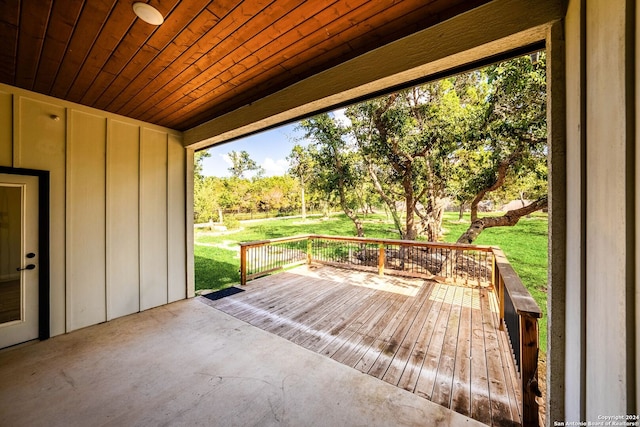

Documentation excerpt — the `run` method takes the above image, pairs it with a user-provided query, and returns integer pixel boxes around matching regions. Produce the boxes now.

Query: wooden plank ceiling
[0,0,488,131]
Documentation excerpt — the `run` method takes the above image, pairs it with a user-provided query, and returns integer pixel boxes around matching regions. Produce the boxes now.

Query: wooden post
[240,245,247,286]
[378,243,385,276]
[520,314,540,426]
[307,238,312,265]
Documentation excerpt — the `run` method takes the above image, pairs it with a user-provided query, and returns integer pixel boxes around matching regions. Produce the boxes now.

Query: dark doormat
[202,286,245,301]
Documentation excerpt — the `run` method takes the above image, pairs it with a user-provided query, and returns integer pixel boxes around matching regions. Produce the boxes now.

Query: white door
[0,173,39,348]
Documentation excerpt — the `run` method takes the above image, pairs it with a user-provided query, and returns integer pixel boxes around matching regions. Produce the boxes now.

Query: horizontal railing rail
[240,234,495,286]
[238,234,542,426]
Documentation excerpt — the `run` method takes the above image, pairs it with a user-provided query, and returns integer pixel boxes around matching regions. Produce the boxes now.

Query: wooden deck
[205,264,522,426]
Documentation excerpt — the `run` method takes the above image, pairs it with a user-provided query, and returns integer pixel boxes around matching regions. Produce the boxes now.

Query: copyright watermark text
[554,415,640,427]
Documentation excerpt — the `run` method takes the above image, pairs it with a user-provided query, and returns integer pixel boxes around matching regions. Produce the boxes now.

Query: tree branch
[457,196,548,244]
[469,152,519,221]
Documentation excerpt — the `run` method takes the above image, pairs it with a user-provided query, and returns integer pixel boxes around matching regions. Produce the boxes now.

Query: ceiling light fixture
[132,2,164,25]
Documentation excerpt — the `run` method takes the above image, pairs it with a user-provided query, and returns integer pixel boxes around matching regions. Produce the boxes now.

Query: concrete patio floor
[0,298,484,427]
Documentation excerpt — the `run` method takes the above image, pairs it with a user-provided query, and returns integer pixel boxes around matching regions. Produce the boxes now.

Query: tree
[193,150,221,223]
[287,144,313,219]
[347,75,483,240]
[227,150,264,178]
[455,53,548,243]
[447,148,490,220]
[194,176,224,223]
[299,114,366,236]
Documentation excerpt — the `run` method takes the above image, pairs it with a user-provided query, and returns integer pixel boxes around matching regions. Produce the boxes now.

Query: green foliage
[298,114,367,235]
[194,176,222,223]
[295,55,547,241]
[287,144,314,182]
[346,79,484,240]
[456,53,548,208]
[227,150,264,178]
[194,150,211,182]
[193,173,301,223]
[223,217,241,230]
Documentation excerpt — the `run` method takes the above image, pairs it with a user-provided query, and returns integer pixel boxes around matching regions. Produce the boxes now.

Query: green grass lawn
[194,211,549,351]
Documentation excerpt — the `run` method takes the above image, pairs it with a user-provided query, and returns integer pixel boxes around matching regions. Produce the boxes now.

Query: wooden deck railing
[239,234,542,426]
[492,247,543,426]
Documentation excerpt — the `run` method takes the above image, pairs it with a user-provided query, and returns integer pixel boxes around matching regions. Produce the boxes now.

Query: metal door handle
[16,264,36,271]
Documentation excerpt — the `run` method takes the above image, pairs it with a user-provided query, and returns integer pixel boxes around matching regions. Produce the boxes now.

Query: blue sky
[199,109,349,178]
[199,122,305,178]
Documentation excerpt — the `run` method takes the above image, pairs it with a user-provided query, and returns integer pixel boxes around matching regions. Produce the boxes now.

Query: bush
[223,217,241,230]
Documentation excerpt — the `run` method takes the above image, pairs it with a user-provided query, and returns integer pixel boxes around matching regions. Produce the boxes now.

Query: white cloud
[331,108,351,127]
[262,157,289,176]
[220,153,232,167]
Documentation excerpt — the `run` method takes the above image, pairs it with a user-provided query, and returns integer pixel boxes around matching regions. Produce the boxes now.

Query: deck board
[471,288,493,425]
[431,286,463,408]
[396,282,446,393]
[450,287,473,417]
[381,281,438,386]
[204,265,522,427]
[414,285,456,401]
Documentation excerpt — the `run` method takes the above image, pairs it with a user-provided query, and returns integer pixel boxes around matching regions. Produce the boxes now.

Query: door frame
[0,166,50,340]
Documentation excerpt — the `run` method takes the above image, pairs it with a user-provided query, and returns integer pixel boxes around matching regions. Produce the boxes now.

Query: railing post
[307,237,312,265]
[378,243,385,276]
[240,245,247,286]
[521,314,540,426]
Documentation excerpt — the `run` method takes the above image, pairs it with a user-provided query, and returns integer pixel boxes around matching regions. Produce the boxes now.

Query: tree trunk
[403,173,417,240]
[457,197,548,244]
[301,179,306,220]
[342,204,364,237]
[338,182,364,237]
[366,162,406,238]
[458,203,464,221]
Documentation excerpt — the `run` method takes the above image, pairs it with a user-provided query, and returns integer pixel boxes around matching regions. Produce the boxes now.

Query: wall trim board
[0,91,13,166]
[546,19,568,423]
[185,148,195,299]
[625,0,637,413]
[167,134,187,303]
[564,0,587,420]
[0,166,51,340]
[105,119,111,322]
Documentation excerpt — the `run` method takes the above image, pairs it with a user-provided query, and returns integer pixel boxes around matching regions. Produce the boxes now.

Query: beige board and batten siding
[0,83,188,335]
[584,0,634,418]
